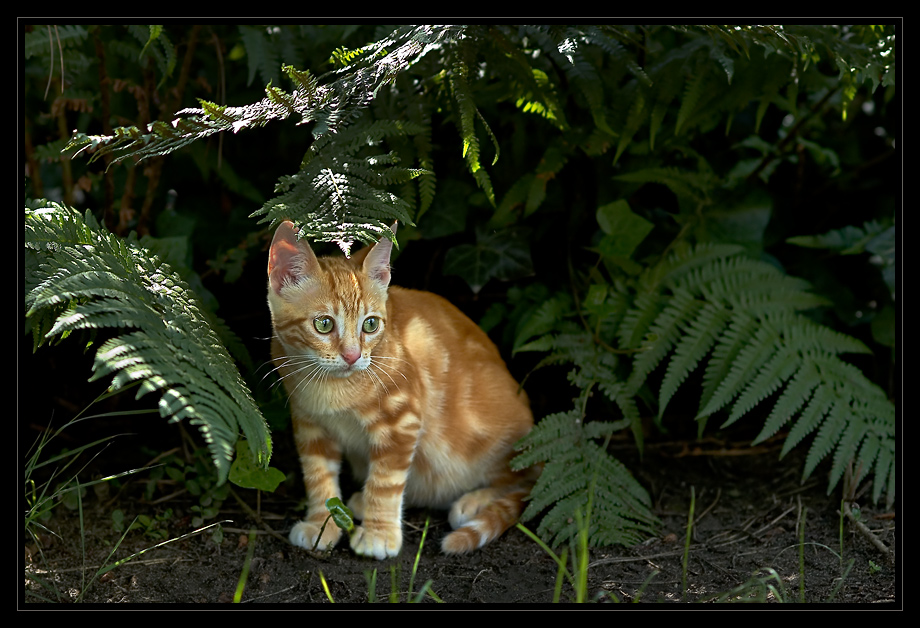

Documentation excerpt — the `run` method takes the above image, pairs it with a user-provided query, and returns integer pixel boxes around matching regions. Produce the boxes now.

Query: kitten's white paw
[350,524,402,559]
[289,519,342,552]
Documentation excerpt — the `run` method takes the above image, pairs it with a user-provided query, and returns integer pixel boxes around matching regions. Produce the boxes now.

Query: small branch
[228,486,289,544]
[842,501,893,564]
[745,87,838,184]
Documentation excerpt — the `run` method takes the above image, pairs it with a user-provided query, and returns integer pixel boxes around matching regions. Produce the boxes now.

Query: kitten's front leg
[289,420,344,552]
[348,412,420,559]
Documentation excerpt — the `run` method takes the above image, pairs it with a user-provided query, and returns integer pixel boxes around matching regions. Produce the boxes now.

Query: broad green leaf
[325,497,355,534]
[595,200,653,258]
[443,229,533,293]
[228,440,285,492]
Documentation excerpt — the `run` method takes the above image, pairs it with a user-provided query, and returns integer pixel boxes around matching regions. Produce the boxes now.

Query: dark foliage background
[22,24,897,550]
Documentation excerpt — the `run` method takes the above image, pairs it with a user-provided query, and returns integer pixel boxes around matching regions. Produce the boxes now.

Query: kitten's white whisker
[369,358,408,389]
[369,357,410,382]
[261,355,316,384]
[369,364,401,392]
[361,368,388,410]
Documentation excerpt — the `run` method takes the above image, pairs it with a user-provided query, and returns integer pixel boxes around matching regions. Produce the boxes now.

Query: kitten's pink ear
[363,228,395,288]
[268,221,319,295]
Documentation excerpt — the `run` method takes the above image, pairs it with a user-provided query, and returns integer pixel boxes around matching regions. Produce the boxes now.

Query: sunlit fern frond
[24,202,271,483]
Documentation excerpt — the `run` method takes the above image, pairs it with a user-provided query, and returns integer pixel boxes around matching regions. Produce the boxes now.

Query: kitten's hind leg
[448,487,502,528]
[441,486,528,554]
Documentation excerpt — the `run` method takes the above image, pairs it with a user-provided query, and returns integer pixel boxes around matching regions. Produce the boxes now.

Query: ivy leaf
[595,200,653,258]
[443,228,533,293]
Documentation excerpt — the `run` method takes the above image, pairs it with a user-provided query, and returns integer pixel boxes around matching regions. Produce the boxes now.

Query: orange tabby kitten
[267,221,535,559]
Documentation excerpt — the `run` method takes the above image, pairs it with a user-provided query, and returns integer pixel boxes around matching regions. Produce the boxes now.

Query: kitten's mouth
[333,363,363,377]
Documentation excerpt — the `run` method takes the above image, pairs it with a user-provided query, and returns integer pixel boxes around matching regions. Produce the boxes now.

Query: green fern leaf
[513,398,658,549]
[614,89,648,164]
[675,69,708,135]
[875,443,895,508]
[616,292,665,350]
[626,287,702,395]
[781,382,835,456]
[752,357,821,444]
[827,417,866,496]
[725,345,802,426]
[511,410,574,472]
[658,302,731,418]
[25,202,271,483]
[802,393,847,480]
[698,319,781,419]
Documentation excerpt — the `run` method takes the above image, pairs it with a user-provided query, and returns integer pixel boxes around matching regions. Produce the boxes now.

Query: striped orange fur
[267,221,535,559]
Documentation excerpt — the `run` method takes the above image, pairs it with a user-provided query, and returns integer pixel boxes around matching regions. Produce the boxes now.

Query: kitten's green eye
[362,317,380,333]
[313,316,334,334]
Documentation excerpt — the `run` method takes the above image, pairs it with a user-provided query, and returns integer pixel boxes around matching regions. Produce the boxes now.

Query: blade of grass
[366,568,378,603]
[319,570,335,603]
[407,516,429,601]
[389,564,398,603]
[516,522,576,591]
[553,547,568,603]
[232,529,257,603]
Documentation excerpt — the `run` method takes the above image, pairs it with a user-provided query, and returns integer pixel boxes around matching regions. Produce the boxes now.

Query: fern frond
[23,24,90,59]
[513,405,658,549]
[803,392,848,481]
[66,26,455,166]
[24,202,271,483]
[658,302,731,417]
[250,116,427,253]
[613,88,648,164]
[510,410,576,472]
[610,244,894,506]
[67,27,442,251]
[675,68,709,135]
[615,166,717,206]
[520,25,617,135]
[616,291,666,349]
[752,357,821,444]
[725,343,802,426]
[626,287,702,395]
[447,45,498,206]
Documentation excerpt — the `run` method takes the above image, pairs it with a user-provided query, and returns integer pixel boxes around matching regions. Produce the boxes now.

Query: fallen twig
[842,501,893,564]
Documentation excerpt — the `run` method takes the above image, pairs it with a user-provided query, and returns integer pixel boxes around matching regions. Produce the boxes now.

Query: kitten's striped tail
[441,478,534,554]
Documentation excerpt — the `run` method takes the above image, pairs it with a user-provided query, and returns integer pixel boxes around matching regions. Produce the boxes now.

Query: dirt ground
[23,426,898,606]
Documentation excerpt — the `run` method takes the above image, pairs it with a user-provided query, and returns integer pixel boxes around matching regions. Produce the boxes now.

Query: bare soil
[23,430,898,606]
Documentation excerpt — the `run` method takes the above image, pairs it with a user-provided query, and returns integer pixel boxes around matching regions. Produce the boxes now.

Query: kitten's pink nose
[341,349,361,366]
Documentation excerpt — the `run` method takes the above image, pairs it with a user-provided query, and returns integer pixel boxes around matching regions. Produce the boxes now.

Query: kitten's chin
[330,363,367,378]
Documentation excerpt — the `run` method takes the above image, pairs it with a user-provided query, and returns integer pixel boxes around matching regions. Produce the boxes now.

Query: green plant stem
[233,529,257,603]
[553,548,568,603]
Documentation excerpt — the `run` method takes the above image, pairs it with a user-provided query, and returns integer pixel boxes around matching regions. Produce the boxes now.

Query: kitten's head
[267,221,394,378]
